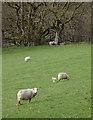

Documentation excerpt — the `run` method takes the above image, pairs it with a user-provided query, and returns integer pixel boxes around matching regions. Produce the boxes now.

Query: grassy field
[2,43,91,118]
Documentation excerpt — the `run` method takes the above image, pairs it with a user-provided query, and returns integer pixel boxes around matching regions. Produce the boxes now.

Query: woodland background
[2,2,91,47]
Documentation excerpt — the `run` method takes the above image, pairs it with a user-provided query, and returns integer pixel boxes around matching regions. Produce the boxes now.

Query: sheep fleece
[17,89,37,100]
[25,57,30,62]
[58,72,70,81]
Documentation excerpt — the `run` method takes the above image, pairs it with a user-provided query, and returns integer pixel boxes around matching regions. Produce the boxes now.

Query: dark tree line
[2,2,91,47]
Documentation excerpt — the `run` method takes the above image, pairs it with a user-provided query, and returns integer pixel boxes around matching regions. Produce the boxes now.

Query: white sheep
[49,41,54,45]
[58,72,70,81]
[59,42,66,45]
[16,88,38,105]
[49,41,57,45]
[25,56,30,62]
[52,77,57,82]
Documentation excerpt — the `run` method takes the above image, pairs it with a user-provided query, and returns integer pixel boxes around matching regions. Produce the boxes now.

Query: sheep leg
[58,79,61,82]
[28,98,31,103]
[18,100,21,105]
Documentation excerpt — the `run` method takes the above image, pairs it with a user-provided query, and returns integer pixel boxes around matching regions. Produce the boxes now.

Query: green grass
[2,44,91,118]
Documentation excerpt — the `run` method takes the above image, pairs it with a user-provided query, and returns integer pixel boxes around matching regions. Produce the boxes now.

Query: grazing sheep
[59,42,66,45]
[16,88,38,105]
[49,41,54,45]
[25,56,30,62]
[49,41,57,45]
[58,72,70,81]
[52,77,57,82]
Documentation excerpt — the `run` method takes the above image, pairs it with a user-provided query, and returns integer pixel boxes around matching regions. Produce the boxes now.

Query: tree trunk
[55,31,59,44]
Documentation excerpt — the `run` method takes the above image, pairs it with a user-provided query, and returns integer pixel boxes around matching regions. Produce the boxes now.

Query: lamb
[52,77,57,82]
[25,56,30,62]
[16,88,38,105]
[58,72,70,81]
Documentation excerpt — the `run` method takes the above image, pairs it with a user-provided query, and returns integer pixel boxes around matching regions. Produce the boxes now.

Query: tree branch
[7,2,20,10]
[35,3,44,10]
[64,2,83,24]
